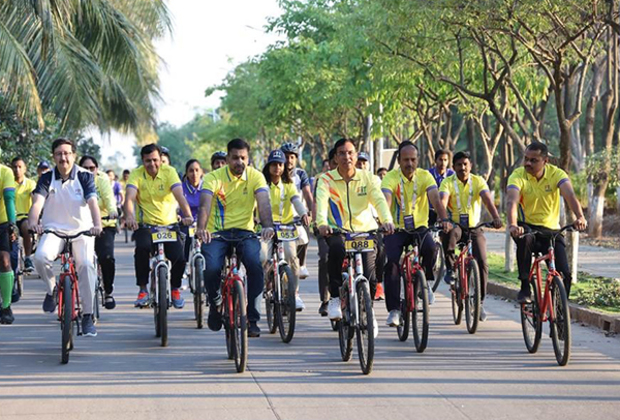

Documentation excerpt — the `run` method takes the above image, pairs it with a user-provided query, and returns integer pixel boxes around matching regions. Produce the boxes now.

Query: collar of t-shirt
[54,165,78,183]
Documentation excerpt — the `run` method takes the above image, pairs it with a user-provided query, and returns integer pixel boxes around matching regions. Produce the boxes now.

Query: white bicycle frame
[189,234,205,292]
[150,241,172,307]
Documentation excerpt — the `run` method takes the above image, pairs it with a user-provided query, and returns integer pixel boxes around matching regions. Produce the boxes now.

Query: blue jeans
[201,229,263,323]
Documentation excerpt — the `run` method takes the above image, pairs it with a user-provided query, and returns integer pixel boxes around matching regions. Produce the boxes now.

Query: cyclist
[160,146,171,166]
[428,149,455,226]
[29,138,102,336]
[281,142,314,279]
[181,159,203,261]
[196,138,275,338]
[210,151,227,171]
[11,157,36,273]
[107,169,123,218]
[381,141,449,326]
[506,142,587,303]
[316,138,394,337]
[260,150,309,311]
[0,157,17,325]
[119,169,130,231]
[356,152,370,171]
[439,151,502,321]
[79,156,118,310]
[124,144,194,309]
[36,161,51,179]
[377,167,388,180]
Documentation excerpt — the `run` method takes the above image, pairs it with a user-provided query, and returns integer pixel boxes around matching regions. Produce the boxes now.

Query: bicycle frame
[150,242,171,307]
[400,243,423,313]
[454,240,474,301]
[222,250,243,326]
[57,245,81,326]
[528,246,560,323]
[189,234,205,290]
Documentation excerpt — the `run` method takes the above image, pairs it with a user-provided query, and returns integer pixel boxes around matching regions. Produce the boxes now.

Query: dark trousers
[134,227,185,289]
[95,227,117,294]
[375,232,386,284]
[326,235,376,299]
[513,223,572,295]
[201,229,263,323]
[317,235,330,302]
[428,210,438,227]
[383,228,437,311]
[441,226,489,301]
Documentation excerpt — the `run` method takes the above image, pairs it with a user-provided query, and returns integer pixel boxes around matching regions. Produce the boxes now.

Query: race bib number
[188,227,196,237]
[345,233,375,252]
[151,228,177,243]
[276,225,298,241]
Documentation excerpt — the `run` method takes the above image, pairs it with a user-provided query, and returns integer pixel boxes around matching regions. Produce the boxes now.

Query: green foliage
[586,149,620,189]
[574,277,620,311]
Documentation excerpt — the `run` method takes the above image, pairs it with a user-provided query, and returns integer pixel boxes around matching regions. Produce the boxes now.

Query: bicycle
[140,223,179,347]
[430,228,445,292]
[186,224,206,329]
[92,216,116,324]
[211,233,258,373]
[394,227,433,353]
[448,221,492,334]
[332,229,376,375]
[519,224,574,366]
[39,229,94,364]
[264,223,297,343]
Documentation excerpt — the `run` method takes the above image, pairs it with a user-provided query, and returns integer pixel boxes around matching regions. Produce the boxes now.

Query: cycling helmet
[280,142,299,155]
[210,151,227,164]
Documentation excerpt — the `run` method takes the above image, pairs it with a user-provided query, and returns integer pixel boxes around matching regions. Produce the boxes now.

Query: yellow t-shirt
[15,177,36,220]
[94,172,116,228]
[507,164,570,230]
[127,165,182,226]
[315,168,392,232]
[203,165,268,232]
[269,181,298,224]
[0,165,16,224]
[381,168,437,229]
[439,174,490,228]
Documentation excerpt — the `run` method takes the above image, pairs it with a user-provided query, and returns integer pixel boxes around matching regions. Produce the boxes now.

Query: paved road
[1,237,620,420]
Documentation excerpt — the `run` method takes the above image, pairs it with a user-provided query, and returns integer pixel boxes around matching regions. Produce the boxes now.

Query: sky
[94,0,282,169]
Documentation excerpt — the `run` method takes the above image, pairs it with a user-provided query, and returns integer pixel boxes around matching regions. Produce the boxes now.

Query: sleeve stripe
[479,189,490,196]
[255,187,269,194]
[3,187,15,192]
[170,182,182,190]
[126,184,138,191]
[507,185,520,191]
[85,193,98,200]
[426,185,438,192]
[557,178,569,187]
[439,191,448,197]
[201,190,214,196]
[381,188,392,194]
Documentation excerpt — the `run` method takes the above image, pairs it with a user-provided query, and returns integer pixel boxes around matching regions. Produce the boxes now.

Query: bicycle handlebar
[40,230,96,240]
[519,224,575,239]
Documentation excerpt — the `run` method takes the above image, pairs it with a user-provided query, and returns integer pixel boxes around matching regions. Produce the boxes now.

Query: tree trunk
[466,117,477,172]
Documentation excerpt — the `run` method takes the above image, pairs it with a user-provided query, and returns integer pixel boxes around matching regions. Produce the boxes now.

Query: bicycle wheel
[193,259,204,329]
[338,316,353,362]
[549,276,571,366]
[451,269,463,325]
[93,283,100,324]
[431,242,445,292]
[412,270,429,353]
[265,270,277,334]
[520,276,542,354]
[397,273,410,342]
[356,281,374,375]
[276,265,296,343]
[465,259,481,334]
[158,266,168,347]
[16,246,24,297]
[61,276,73,364]
[231,279,248,373]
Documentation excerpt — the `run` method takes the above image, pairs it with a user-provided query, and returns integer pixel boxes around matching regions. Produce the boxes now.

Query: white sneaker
[295,295,305,312]
[328,297,342,320]
[373,313,379,338]
[299,266,309,279]
[386,310,401,327]
[427,287,435,305]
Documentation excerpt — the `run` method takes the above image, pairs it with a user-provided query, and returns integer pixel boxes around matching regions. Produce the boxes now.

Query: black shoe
[11,288,20,304]
[517,289,531,304]
[42,292,56,313]
[104,294,116,310]
[0,307,14,324]
[207,304,222,331]
[318,301,329,317]
[248,321,261,338]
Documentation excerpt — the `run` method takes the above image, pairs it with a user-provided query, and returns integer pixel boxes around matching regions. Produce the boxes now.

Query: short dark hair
[185,159,202,174]
[11,157,25,166]
[140,143,161,158]
[435,149,450,161]
[79,155,99,168]
[452,151,471,166]
[333,138,356,153]
[526,141,549,158]
[123,169,130,175]
[51,138,75,154]
[397,141,419,156]
[377,167,388,174]
[328,147,336,161]
[227,138,250,153]
[106,169,115,175]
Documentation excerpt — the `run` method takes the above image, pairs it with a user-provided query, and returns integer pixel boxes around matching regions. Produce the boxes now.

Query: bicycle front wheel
[193,259,204,329]
[276,265,296,343]
[157,266,169,347]
[356,281,375,375]
[397,273,410,342]
[520,275,542,354]
[61,276,73,364]
[265,270,277,334]
[549,276,571,366]
[412,270,429,353]
[451,269,463,325]
[231,280,248,372]
[464,259,481,334]
[431,242,445,292]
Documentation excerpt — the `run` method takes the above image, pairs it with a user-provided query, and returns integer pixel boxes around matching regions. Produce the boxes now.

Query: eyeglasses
[54,151,74,158]
[83,166,97,171]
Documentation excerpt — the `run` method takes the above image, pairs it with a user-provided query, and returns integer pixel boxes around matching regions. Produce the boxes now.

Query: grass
[487,252,620,315]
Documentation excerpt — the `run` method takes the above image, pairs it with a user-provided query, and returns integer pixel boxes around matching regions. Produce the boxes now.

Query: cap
[268,150,286,164]
[37,160,51,170]
[357,152,369,161]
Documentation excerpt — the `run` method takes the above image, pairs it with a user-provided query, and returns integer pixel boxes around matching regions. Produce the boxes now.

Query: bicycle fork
[349,252,367,327]
[152,243,172,308]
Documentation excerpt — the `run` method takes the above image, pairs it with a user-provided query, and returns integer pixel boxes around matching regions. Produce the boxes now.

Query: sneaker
[42,293,56,313]
[171,288,185,309]
[295,295,305,312]
[134,289,150,308]
[0,307,14,324]
[373,314,379,338]
[386,310,400,327]
[299,266,309,279]
[318,301,329,317]
[374,282,385,301]
[24,257,34,273]
[517,289,531,304]
[248,321,261,337]
[427,286,435,305]
[82,314,97,337]
[479,305,488,322]
[104,294,116,310]
[180,274,189,291]
[328,297,342,320]
[444,269,455,285]
[207,304,222,331]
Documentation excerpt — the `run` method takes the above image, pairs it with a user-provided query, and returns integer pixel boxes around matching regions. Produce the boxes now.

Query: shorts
[0,223,12,253]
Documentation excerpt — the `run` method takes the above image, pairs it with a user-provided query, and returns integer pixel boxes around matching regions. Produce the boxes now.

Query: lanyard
[454,177,473,214]
[400,173,417,221]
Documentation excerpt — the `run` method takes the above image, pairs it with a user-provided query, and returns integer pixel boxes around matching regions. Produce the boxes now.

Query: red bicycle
[449,221,492,334]
[520,224,574,366]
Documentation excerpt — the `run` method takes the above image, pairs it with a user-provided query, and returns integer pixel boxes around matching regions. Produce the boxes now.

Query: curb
[487,281,620,335]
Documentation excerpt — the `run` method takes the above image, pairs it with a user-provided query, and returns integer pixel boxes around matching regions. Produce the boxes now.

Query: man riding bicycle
[210,151,227,171]
[381,141,449,327]
[28,138,102,336]
[506,142,587,303]
[439,151,502,321]
[11,157,36,275]
[0,158,17,325]
[196,138,275,338]
[124,144,194,309]
[315,138,394,336]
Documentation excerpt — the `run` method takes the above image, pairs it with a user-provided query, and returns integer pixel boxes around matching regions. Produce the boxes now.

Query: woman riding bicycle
[180,159,204,261]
